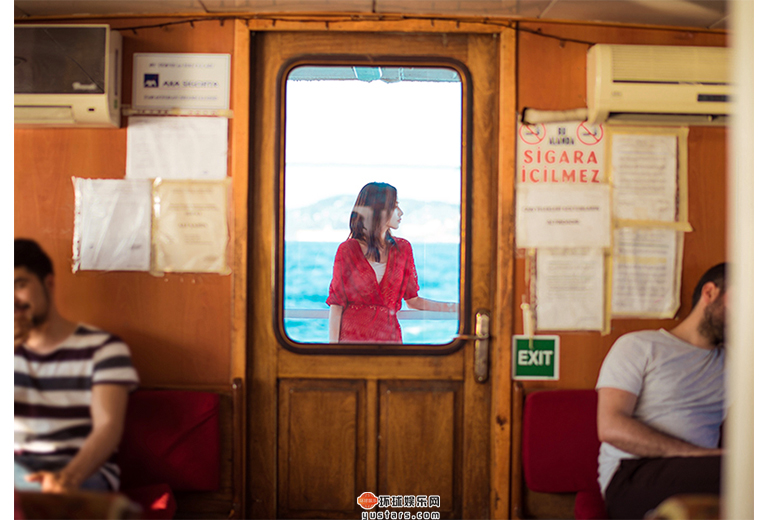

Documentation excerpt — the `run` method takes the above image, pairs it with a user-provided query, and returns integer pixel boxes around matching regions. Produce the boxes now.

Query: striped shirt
[14,324,140,490]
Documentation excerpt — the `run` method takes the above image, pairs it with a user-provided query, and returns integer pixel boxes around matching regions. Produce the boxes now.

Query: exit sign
[513,335,560,380]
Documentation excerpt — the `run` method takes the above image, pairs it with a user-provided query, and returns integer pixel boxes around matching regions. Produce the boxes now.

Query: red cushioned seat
[122,484,177,520]
[522,389,607,520]
[117,390,220,519]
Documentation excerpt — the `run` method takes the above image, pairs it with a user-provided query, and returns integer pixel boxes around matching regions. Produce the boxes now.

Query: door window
[281,65,464,347]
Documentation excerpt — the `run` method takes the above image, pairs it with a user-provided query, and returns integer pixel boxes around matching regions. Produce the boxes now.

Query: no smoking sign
[519,123,546,145]
[577,122,604,145]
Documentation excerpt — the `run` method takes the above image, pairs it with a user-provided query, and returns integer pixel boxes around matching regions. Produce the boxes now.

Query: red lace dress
[326,237,419,343]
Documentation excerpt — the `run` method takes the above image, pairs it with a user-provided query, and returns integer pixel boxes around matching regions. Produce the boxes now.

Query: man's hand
[25,470,79,493]
[14,316,32,349]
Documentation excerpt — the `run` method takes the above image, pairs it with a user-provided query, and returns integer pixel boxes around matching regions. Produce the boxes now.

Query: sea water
[283,241,461,344]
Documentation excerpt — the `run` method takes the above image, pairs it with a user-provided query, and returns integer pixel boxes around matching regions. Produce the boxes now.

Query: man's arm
[597,387,722,458]
[26,384,129,492]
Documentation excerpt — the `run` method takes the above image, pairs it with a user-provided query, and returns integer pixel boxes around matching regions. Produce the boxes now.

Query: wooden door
[248,30,499,519]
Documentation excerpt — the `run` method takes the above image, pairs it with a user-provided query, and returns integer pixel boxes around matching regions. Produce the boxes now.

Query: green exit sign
[513,335,560,380]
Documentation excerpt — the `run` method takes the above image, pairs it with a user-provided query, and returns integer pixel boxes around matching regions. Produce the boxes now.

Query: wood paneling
[514,22,728,393]
[512,21,728,520]
[491,26,517,519]
[378,380,463,518]
[278,379,366,518]
[15,13,731,520]
[13,19,237,387]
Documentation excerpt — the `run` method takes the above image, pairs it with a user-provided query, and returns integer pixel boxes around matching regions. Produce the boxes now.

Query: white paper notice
[515,184,611,248]
[152,179,230,274]
[536,248,604,331]
[126,116,228,180]
[73,178,152,271]
[611,227,681,317]
[611,134,678,221]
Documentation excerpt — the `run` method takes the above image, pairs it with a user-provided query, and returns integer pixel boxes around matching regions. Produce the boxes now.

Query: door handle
[456,309,490,383]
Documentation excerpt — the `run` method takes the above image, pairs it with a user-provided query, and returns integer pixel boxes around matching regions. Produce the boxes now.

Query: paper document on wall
[72,178,152,271]
[152,179,230,274]
[611,227,682,317]
[515,184,611,248]
[126,116,228,180]
[611,134,678,222]
[535,248,604,331]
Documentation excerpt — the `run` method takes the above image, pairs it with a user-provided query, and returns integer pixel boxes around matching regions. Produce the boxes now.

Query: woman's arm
[405,297,458,313]
[329,305,343,342]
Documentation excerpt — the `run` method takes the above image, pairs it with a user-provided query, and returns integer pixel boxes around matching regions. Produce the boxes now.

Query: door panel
[249,31,498,519]
[279,379,366,518]
[378,380,463,518]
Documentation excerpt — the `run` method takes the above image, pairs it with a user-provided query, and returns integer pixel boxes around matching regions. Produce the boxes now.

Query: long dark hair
[349,182,397,262]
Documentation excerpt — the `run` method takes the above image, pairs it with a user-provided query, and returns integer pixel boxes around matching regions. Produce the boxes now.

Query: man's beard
[698,297,726,347]
[30,306,49,327]
[16,287,51,329]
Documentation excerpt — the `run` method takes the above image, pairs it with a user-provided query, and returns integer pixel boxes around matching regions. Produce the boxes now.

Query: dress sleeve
[326,243,348,307]
[402,240,420,301]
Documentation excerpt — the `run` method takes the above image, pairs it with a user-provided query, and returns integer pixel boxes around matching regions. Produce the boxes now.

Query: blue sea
[284,241,460,344]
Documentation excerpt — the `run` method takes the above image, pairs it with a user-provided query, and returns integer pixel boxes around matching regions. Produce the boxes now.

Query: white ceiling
[14,0,729,30]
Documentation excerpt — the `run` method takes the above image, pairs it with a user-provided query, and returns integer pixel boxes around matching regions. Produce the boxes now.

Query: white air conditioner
[587,44,730,125]
[15,24,122,128]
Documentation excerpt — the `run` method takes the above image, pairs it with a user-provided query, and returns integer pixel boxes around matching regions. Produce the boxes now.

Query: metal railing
[284,309,457,320]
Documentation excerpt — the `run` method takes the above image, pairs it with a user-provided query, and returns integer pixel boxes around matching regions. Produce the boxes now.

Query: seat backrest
[117,390,221,492]
[521,389,601,493]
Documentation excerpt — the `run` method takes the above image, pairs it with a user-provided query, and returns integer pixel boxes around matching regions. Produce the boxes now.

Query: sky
[285,75,463,209]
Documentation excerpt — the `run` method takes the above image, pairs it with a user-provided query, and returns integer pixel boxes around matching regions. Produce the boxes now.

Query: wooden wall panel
[278,379,366,518]
[379,380,462,518]
[514,22,728,392]
[14,19,237,387]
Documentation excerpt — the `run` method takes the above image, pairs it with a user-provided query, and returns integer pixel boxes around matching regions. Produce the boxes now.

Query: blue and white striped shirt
[14,324,140,490]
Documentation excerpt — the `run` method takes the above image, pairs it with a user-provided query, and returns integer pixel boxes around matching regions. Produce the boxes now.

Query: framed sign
[133,53,230,110]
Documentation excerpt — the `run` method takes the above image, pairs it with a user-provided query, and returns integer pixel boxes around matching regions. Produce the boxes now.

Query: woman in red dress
[327,182,458,343]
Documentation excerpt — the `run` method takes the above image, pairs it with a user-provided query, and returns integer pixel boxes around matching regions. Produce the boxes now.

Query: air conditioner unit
[587,44,730,125]
[15,24,122,128]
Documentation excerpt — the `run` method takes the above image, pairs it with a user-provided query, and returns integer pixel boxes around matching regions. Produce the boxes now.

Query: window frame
[273,55,473,356]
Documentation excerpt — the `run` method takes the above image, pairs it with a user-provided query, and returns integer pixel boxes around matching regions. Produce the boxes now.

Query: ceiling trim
[12,9,729,34]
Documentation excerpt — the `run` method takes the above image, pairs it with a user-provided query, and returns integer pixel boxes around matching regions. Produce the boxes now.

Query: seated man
[14,239,139,492]
[596,263,727,519]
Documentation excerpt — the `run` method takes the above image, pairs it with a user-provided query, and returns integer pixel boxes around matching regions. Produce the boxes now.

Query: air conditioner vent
[14,24,121,128]
[611,45,728,84]
[587,44,731,125]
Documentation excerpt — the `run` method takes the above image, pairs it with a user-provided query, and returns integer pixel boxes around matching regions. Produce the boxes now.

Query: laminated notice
[151,179,230,274]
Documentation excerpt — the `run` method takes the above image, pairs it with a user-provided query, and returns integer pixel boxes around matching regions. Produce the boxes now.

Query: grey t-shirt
[595,329,725,495]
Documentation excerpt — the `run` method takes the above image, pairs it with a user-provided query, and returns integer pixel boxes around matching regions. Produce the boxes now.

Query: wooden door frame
[235,19,516,519]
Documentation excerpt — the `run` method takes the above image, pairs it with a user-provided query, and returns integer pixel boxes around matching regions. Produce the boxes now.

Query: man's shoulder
[601,329,669,368]
[67,324,129,351]
[611,329,665,349]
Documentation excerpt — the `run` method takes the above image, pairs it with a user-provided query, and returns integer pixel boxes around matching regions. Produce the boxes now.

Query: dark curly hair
[15,238,54,283]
